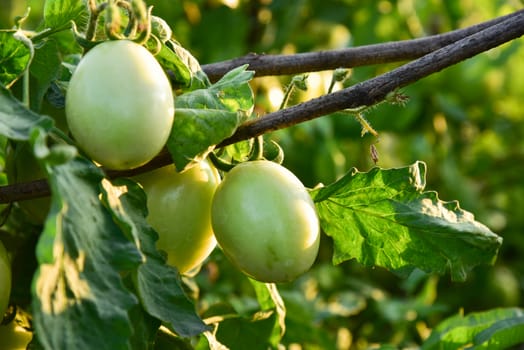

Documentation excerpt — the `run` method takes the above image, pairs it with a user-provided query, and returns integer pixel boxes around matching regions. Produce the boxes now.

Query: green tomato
[135,161,220,274]
[0,321,32,350]
[211,160,320,283]
[65,40,174,170]
[0,240,11,318]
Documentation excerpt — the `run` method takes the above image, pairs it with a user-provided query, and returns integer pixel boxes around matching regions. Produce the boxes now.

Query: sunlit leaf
[167,108,240,171]
[150,39,210,90]
[168,41,210,91]
[422,307,524,349]
[148,40,192,89]
[43,0,86,30]
[312,161,503,281]
[101,178,210,337]
[167,65,254,170]
[32,157,142,350]
[224,139,253,162]
[175,64,254,113]
[0,30,33,87]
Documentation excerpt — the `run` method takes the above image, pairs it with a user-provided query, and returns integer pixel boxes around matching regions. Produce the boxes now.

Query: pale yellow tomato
[135,161,220,274]
[211,160,320,283]
[0,240,11,318]
[0,321,32,350]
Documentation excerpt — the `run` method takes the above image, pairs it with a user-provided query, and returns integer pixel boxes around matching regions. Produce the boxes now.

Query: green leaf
[43,0,86,30]
[174,64,254,113]
[224,139,253,162]
[126,303,161,350]
[100,178,210,338]
[422,308,524,349]
[32,157,143,350]
[30,127,77,165]
[202,65,254,113]
[249,280,286,347]
[149,39,210,90]
[0,30,33,87]
[29,39,62,111]
[213,311,279,350]
[167,108,240,171]
[311,161,502,281]
[150,42,192,88]
[167,65,254,170]
[168,41,211,91]
[0,85,54,140]
[279,290,337,349]
[471,315,524,349]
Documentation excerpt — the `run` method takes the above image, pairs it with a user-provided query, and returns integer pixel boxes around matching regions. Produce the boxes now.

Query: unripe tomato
[135,161,220,274]
[0,321,32,350]
[0,240,11,318]
[66,40,174,170]
[211,160,320,283]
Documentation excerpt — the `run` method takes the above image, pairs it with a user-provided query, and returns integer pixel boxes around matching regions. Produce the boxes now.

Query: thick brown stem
[201,10,523,81]
[217,10,524,145]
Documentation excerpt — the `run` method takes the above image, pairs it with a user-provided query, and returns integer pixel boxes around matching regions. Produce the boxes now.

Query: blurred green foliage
[1,0,523,348]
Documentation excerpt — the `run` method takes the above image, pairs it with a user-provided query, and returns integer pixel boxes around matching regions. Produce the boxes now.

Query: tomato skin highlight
[135,161,220,274]
[65,40,174,170]
[211,160,320,283]
[0,321,32,350]
[0,240,11,318]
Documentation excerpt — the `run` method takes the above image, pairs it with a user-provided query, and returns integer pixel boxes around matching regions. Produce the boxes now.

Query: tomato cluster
[135,159,320,282]
[211,160,320,283]
[11,40,320,283]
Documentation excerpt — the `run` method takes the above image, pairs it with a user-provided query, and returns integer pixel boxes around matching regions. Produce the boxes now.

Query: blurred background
[1,0,523,348]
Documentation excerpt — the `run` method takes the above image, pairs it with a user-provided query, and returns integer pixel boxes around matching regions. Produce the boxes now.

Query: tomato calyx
[210,136,285,172]
[74,0,161,52]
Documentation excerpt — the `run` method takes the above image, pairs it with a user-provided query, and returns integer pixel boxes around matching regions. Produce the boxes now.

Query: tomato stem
[327,68,350,94]
[246,136,263,161]
[279,74,308,110]
[85,0,106,42]
[105,0,124,40]
[263,140,284,165]
[208,152,236,172]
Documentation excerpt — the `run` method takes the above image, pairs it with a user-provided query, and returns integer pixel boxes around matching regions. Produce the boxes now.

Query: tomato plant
[0,240,11,318]
[0,0,522,349]
[65,40,174,170]
[211,160,320,283]
[135,160,220,274]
